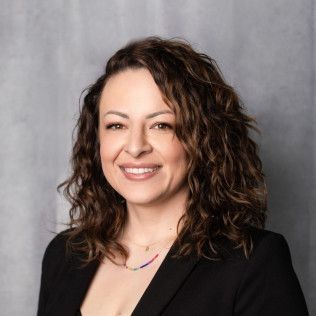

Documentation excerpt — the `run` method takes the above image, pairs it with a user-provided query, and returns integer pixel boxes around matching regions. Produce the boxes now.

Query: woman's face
[98,68,188,206]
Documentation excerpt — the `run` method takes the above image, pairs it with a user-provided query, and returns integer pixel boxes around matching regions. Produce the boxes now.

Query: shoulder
[214,227,292,263]
[37,228,80,314]
[226,227,309,315]
[42,228,73,261]
[235,227,296,276]
[216,227,299,278]
[246,227,292,263]
[41,228,76,283]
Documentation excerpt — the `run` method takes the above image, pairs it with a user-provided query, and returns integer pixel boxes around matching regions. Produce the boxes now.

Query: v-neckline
[131,235,200,315]
[47,234,200,316]
[80,237,180,316]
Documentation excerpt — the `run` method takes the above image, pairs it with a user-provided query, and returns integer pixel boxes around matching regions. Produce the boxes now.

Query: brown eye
[105,123,124,130]
[153,123,173,130]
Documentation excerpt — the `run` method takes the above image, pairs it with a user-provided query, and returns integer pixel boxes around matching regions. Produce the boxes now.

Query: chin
[123,192,165,206]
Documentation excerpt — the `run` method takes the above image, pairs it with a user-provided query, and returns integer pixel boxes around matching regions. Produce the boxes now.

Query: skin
[98,68,189,245]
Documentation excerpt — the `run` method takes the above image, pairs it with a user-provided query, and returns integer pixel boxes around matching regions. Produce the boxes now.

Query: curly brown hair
[58,36,267,267]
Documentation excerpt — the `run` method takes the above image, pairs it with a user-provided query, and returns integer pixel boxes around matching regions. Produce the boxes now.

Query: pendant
[145,246,149,251]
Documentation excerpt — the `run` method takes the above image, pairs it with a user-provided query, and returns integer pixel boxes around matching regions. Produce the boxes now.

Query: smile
[120,166,161,180]
[122,167,159,174]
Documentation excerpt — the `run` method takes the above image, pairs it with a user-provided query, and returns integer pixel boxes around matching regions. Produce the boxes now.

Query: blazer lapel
[46,235,200,316]
[132,237,200,316]
[45,253,100,316]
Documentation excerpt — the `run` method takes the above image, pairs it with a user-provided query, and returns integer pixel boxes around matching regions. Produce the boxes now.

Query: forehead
[99,68,172,113]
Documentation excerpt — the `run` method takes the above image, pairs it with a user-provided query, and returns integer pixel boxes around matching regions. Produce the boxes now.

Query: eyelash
[105,122,173,130]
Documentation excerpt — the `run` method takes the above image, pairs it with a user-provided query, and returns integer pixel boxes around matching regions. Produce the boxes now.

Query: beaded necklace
[124,253,160,271]
[120,235,177,271]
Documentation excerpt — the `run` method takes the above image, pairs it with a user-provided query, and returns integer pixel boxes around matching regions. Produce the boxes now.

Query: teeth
[123,167,158,174]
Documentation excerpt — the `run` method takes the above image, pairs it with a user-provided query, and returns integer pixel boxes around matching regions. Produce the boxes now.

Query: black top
[37,227,309,315]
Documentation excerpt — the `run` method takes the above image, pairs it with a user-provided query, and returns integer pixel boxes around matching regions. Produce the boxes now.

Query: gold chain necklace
[121,236,176,271]
[121,234,177,251]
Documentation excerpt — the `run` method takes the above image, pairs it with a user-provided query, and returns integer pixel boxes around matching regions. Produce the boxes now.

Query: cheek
[99,132,121,156]
[99,141,120,186]
[99,137,119,170]
[163,139,188,168]
[99,144,108,177]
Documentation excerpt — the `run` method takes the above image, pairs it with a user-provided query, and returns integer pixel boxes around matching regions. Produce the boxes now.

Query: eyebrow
[103,110,174,119]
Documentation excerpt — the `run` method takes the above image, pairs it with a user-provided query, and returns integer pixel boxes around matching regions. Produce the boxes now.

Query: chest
[79,251,168,316]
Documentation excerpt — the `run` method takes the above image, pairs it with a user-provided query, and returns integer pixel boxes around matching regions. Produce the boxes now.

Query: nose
[123,126,152,157]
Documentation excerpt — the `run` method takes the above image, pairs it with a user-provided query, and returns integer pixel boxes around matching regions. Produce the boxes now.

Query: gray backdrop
[0,0,314,315]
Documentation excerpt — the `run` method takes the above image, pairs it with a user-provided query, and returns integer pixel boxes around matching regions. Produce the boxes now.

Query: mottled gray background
[0,0,314,315]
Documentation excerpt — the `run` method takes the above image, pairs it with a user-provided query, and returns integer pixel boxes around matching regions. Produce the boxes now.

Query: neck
[120,186,189,245]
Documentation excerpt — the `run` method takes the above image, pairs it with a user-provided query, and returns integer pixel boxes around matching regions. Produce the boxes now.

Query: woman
[37,37,309,316]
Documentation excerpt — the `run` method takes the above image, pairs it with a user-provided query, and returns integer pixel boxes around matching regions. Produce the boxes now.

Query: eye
[152,122,173,130]
[105,123,124,130]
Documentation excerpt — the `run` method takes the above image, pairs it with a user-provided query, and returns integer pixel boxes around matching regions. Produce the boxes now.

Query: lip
[120,165,161,181]
[119,163,161,168]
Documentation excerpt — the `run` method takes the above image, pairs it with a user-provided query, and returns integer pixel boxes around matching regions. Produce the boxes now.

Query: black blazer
[37,228,309,316]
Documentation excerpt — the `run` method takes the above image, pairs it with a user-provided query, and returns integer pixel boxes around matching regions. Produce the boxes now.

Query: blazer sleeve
[36,230,70,316]
[233,233,309,316]
[37,245,50,316]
